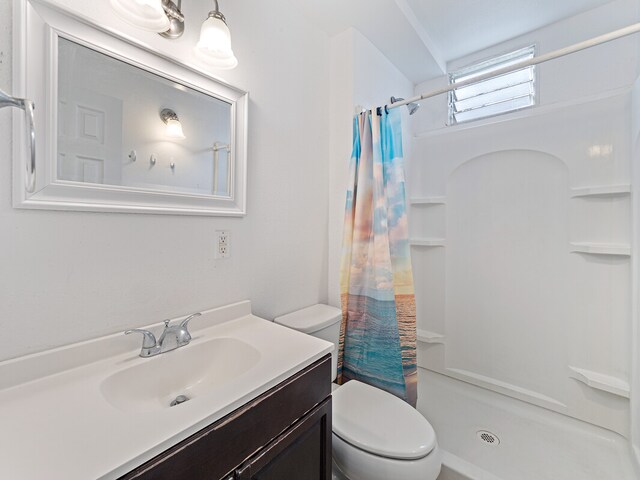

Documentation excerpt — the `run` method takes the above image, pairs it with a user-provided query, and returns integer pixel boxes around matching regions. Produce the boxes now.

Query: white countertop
[0,301,333,480]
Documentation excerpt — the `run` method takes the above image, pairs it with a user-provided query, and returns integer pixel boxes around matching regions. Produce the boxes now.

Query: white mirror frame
[12,0,248,216]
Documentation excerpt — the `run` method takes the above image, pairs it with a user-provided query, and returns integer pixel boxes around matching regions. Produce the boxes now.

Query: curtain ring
[384,105,389,114]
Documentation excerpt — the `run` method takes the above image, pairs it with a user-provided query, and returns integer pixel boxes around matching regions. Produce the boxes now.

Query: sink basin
[101,337,261,413]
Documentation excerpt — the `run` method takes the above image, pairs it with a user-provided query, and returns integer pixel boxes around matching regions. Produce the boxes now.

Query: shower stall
[412,91,636,478]
[403,9,640,480]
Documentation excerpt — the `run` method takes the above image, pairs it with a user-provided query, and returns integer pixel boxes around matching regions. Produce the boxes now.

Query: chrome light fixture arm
[0,88,36,192]
[207,10,226,23]
[163,0,184,21]
[160,0,185,39]
[208,0,225,22]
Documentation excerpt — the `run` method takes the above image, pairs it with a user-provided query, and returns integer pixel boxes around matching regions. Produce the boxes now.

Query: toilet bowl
[275,304,441,480]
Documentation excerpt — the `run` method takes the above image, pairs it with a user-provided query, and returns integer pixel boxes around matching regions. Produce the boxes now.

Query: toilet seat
[332,433,441,480]
[332,380,436,460]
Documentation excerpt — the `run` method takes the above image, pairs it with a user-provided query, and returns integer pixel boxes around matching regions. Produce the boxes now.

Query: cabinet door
[236,398,332,480]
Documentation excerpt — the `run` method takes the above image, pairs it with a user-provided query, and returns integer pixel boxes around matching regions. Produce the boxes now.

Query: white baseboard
[632,444,640,478]
[438,451,503,480]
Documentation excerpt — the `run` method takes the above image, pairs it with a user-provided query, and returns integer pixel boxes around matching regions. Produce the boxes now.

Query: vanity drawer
[119,354,331,480]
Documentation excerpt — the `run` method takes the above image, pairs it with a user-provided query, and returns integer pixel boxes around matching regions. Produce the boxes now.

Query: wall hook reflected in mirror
[128,150,137,162]
[213,142,230,153]
[150,154,157,166]
[170,161,176,170]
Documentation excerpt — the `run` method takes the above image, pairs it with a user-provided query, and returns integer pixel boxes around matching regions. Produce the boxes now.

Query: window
[448,46,536,125]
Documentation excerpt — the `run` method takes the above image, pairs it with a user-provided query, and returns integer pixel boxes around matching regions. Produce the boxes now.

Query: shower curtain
[337,107,417,406]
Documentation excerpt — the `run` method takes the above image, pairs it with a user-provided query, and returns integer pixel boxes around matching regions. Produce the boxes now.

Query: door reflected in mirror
[57,38,232,197]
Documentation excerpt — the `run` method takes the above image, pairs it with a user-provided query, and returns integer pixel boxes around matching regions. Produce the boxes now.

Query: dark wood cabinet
[236,398,331,480]
[119,355,332,480]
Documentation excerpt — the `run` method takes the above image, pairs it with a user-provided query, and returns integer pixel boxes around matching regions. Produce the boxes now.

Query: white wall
[327,28,414,307]
[409,0,639,436]
[0,0,330,361]
[631,16,640,471]
[413,0,640,135]
[630,68,640,474]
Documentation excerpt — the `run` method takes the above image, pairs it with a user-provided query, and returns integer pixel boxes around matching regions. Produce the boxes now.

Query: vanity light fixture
[110,0,237,69]
[160,108,186,139]
[110,0,184,38]
[195,0,238,69]
[110,0,170,32]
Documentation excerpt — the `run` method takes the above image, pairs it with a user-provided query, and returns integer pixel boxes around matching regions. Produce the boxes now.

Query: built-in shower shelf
[410,238,446,247]
[569,242,630,256]
[568,366,629,398]
[410,196,446,205]
[570,184,630,198]
[417,329,445,344]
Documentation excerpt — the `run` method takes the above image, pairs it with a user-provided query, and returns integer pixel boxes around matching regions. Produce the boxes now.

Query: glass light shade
[195,16,238,70]
[110,0,170,33]
[165,118,185,139]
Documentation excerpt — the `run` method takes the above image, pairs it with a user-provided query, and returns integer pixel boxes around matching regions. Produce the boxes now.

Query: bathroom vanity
[0,301,334,479]
[120,355,332,480]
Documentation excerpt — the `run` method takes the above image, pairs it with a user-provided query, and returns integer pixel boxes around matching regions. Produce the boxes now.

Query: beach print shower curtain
[338,107,417,406]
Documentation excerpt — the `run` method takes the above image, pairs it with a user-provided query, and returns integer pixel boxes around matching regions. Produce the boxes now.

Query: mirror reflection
[57,38,232,197]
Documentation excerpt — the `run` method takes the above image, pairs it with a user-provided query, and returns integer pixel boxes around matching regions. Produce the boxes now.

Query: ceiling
[291,0,622,84]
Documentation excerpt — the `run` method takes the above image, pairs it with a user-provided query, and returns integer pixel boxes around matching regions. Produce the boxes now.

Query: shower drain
[476,430,500,446]
[169,394,190,407]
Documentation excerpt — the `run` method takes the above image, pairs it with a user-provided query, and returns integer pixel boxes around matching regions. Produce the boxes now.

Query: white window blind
[448,46,536,125]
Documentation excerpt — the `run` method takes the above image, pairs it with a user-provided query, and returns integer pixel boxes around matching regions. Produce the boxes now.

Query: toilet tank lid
[274,304,342,334]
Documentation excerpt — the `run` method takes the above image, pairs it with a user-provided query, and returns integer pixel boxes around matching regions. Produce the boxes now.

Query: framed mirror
[12,0,248,215]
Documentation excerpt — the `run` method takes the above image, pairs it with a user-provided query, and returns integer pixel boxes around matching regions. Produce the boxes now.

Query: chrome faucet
[125,313,201,357]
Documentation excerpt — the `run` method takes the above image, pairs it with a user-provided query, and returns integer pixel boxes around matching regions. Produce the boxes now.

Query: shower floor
[416,369,637,480]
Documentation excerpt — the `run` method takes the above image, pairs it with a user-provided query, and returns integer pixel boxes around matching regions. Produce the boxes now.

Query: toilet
[275,304,441,480]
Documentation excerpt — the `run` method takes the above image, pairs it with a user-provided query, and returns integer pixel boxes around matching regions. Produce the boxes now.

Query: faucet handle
[180,312,202,329]
[124,328,157,349]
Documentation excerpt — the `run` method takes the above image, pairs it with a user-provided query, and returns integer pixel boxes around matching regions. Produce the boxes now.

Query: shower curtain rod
[386,22,640,111]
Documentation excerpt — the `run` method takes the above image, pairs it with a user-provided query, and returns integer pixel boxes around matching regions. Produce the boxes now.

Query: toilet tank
[274,304,342,381]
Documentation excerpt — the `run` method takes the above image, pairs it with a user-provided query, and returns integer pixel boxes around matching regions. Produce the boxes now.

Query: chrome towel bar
[0,88,35,192]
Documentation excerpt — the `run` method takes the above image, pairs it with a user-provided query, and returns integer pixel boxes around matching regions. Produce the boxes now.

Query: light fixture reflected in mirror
[195,0,238,70]
[109,0,171,33]
[160,108,185,139]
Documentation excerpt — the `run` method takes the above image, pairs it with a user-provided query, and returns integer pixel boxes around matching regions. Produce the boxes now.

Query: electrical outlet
[215,230,230,259]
